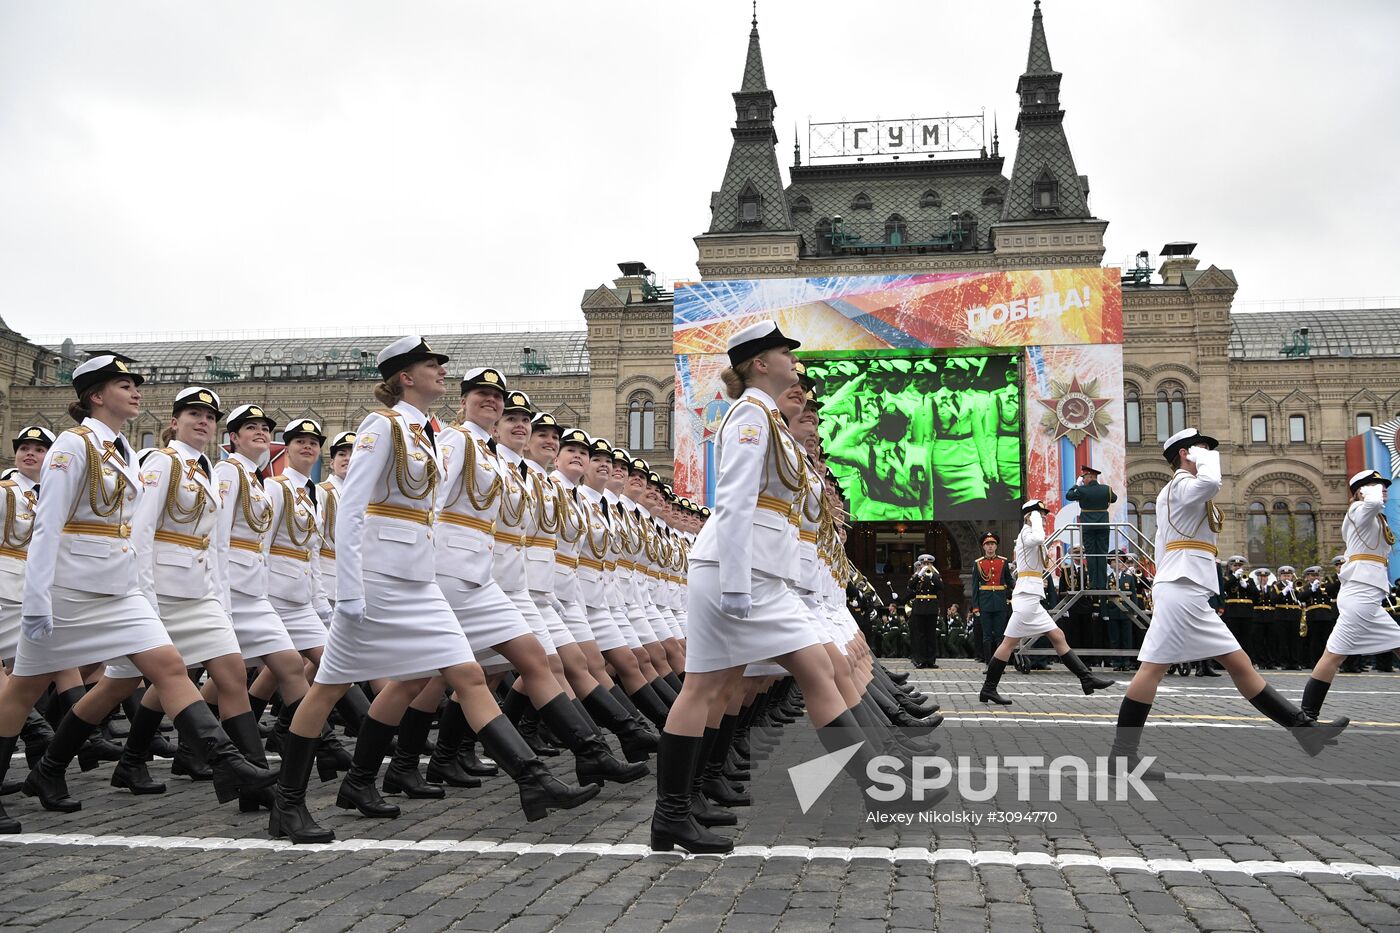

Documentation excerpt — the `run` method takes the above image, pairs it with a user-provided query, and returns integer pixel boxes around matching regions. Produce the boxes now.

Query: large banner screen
[804,354,1021,522]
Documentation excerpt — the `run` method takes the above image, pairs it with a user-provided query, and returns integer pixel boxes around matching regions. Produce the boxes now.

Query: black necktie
[114,437,129,463]
[30,484,39,499]
[305,479,318,507]
[423,421,436,452]
[198,456,212,479]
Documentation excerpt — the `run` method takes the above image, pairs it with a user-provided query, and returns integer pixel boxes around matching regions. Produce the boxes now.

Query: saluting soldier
[1300,566,1335,668]
[1301,470,1400,719]
[1108,429,1347,780]
[1065,464,1117,591]
[971,532,1011,661]
[0,357,274,831]
[1248,568,1275,669]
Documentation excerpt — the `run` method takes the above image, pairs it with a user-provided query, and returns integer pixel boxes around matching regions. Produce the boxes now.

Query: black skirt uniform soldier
[1108,428,1349,781]
[0,357,274,832]
[269,337,597,845]
[1301,470,1400,720]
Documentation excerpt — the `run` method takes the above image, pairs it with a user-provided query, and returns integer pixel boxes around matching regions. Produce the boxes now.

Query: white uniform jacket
[522,459,560,593]
[336,402,442,602]
[549,470,587,604]
[213,452,273,607]
[317,474,342,598]
[1339,498,1391,592]
[1013,515,1048,598]
[135,441,220,606]
[574,484,612,609]
[689,387,803,591]
[0,474,39,603]
[1152,450,1223,592]
[23,419,142,617]
[436,422,501,585]
[265,466,330,615]
[489,444,533,594]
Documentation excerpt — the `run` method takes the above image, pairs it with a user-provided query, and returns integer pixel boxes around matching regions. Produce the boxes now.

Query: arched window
[850,192,872,211]
[1246,502,1268,564]
[1124,385,1141,444]
[919,189,941,208]
[737,181,761,228]
[1139,501,1156,543]
[980,186,1004,208]
[627,393,655,451]
[884,214,907,245]
[1155,383,1185,441]
[1296,500,1316,548]
[1034,168,1059,211]
[790,195,812,214]
[666,392,675,449]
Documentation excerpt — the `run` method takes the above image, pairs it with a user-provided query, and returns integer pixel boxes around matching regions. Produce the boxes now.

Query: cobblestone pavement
[3,662,1400,932]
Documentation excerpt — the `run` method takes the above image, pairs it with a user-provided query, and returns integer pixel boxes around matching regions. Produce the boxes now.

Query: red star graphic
[1037,376,1112,442]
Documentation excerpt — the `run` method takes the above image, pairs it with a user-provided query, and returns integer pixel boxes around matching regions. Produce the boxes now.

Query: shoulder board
[319,480,335,491]
[69,426,94,438]
[0,480,16,489]
[373,409,402,419]
[159,447,178,456]
[268,475,290,484]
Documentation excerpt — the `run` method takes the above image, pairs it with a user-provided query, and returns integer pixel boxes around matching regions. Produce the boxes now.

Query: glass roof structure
[1229,308,1400,360]
[51,329,590,385]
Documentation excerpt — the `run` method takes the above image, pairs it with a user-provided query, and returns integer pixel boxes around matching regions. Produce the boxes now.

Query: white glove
[1190,447,1220,473]
[1028,511,1044,533]
[22,615,53,641]
[316,604,333,624]
[1361,483,1384,503]
[335,598,365,624]
[720,592,752,619]
[1075,476,1084,486]
[1234,569,1245,579]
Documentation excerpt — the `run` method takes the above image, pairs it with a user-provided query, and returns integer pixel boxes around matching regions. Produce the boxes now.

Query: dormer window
[737,181,761,228]
[1035,88,1045,104]
[850,192,872,211]
[1033,169,1059,212]
[790,195,812,214]
[919,189,941,208]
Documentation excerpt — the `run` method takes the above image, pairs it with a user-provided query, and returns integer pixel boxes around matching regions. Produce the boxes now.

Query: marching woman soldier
[624,463,687,682]
[0,427,61,795]
[650,321,911,855]
[605,447,674,700]
[577,437,673,728]
[1108,429,1349,780]
[96,387,264,801]
[0,357,275,831]
[979,500,1117,705]
[1301,470,1400,719]
[317,430,356,613]
[210,405,318,780]
[269,338,598,844]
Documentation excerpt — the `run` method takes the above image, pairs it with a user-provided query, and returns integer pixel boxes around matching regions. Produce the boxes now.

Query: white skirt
[1005,591,1059,639]
[13,586,172,677]
[656,606,683,642]
[106,594,242,679]
[270,596,329,653]
[507,587,558,656]
[556,595,597,645]
[608,604,643,651]
[1328,584,1400,656]
[229,592,297,666]
[743,661,786,677]
[437,574,532,650]
[0,597,20,662]
[316,571,475,684]
[531,592,577,649]
[1139,579,1241,664]
[585,601,628,652]
[685,561,825,673]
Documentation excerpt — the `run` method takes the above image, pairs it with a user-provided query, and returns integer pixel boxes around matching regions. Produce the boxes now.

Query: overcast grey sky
[2,0,1398,341]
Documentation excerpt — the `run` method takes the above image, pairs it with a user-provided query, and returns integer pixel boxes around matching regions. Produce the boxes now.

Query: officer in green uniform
[971,531,1010,662]
[1064,464,1117,590]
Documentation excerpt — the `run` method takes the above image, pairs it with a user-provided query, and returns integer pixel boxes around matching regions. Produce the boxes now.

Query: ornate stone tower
[693,12,801,277]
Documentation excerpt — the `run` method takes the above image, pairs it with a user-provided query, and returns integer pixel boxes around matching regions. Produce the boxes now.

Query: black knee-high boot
[1301,677,1331,719]
[457,722,499,777]
[0,735,21,832]
[22,707,99,811]
[19,709,54,768]
[222,711,275,812]
[336,715,401,818]
[268,732,334,844]
[425,700,481,788]
[382,708,446,799]
[1060,650,1117,694]
[172,702,278,804]
[503,688,558,757]
[980,657,1013,705]
[626,683,671,730]
[662,671,683,696]
[649,731,733,854]
[648,676,678,706]
[609,685,658,737]
[537,695,649,785]
[1247,684,1349,756]
[475,715,599,821]
[333,685,371,738]
[110,704,167,795]
[689,727,736,827]
[583,686,657,763]
[700,713,749,807]
[1109,698,1166,781]
[817,710,944,811]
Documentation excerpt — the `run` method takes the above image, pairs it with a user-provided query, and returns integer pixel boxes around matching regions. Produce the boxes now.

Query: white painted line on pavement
[1,832,1397,879]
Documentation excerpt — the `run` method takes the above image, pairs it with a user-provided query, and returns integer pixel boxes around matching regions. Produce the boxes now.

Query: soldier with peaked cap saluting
[1301,470,1400,720]
[268,337,598,844]
[1107,429,1348,781]
[978,500,1117,705]
[0,357,274,833]
[1065,463,1117,591]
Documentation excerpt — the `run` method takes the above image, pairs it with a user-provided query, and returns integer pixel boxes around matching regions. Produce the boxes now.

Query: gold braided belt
[269,544,309,562]
[230,538,263,554]
[439,512,494,535]
[1164,539,1218,557]
[319,547,336,561]
[493,530,526,548]
[798,530,818,543]
[0,545,27,560]
[1348,553,1387,565]
[577,556,604,572]
[554,553,579,569]
[154,529,210,550]
[63,520,130,538]
[525,535,557,550]
[366,503,433,526]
